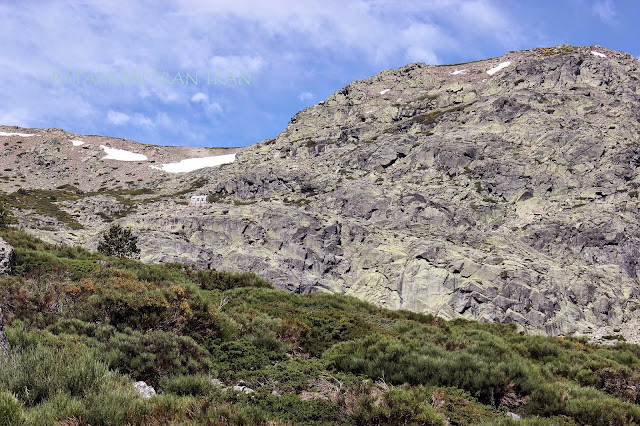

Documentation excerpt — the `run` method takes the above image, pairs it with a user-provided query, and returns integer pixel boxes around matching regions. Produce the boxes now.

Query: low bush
[160,374,217,396]
[0,391,25,426]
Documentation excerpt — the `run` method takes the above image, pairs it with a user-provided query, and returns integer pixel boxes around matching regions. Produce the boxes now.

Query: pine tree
[97,224,141,258]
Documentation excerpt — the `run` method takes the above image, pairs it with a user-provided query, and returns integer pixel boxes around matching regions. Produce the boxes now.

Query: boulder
[134,381,156,398]
[233,385,254,394]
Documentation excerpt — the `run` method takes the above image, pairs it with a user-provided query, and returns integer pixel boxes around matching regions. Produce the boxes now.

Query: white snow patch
[100,145,148,161]
[486,61,511,76]
[450,70,467,75]
[71,139,85,146]
[379,89,390,95]
[591,51,607,58]
[365,110,375,114]
[0,131,37,137]
[152,154,236,173]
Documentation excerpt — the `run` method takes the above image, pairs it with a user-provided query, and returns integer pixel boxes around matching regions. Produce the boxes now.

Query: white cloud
[592,0,615,23]
[207,102,223,114]
[0,0,530,146]
[107,110,153,127]
[107,110,130,125]
[156,112,173,128]
[0,107,32,128]
[190,91,223,114]
[191,92,208,103]
[298,91,313,101]
[133,113,154,127]
[208,55,264,74]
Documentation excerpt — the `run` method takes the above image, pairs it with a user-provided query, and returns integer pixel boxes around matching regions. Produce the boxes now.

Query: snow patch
[365,110,375,114]
[71,139,85,146]
[152,154,236,173]
[379,89,390,95]
[486,61,511,76]
[591,51,607,58]
[100,145,148,161]
[0,131,37,137]
[450,70,467,75]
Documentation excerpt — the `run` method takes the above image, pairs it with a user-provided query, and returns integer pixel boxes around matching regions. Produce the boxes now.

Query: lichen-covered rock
[0,238,15,276]
[6,45,640,343]
[134,381,156,398]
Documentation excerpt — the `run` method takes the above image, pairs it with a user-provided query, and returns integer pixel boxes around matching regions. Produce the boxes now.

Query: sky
[0,0,638,148]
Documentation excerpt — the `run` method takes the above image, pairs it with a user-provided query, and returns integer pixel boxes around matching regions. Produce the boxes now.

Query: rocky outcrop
[0,238,14,276]
[6,45,640,342]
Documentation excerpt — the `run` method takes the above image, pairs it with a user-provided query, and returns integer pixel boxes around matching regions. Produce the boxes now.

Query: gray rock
[0,238,15,275]
[507,412,521,421]
[134,381,156,398]
[233,385,254,394]
[5,45,640,343]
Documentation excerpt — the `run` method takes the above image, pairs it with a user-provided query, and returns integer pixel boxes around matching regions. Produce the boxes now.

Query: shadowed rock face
[5,45,640,342]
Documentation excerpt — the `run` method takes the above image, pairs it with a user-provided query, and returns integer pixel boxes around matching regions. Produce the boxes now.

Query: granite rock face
[4,45,640,342]
[0,238,15,276]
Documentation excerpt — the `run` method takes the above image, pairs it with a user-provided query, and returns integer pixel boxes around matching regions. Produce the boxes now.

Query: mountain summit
[2,45,640,342]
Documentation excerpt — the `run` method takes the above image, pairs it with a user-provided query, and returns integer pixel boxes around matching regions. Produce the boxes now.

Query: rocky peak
[4,45,640,342]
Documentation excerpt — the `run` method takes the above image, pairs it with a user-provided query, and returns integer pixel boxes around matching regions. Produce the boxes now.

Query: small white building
[189,195,208,207]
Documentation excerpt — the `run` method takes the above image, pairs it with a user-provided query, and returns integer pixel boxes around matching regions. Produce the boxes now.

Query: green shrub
[255,393,340,424]
[0,202,13,229]
[103,330,213,386]
[196,270,273,291]
[524,384,566,416]
[205,404,271,426]
[160,374,217,397]
[0,346,110,407]
[25,392,85,425]
[566,386,640,425]
[82,387,151,426]
[215,340,276,375]
[0,391,25,426]
[348,384,446,426]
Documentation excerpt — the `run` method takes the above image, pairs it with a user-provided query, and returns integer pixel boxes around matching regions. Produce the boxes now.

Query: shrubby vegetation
[0,201,12,229]
[1,226,640,424]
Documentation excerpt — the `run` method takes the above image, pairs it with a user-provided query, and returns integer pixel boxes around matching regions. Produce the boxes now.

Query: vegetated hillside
[3,45,640,343]
[1,227,640,425]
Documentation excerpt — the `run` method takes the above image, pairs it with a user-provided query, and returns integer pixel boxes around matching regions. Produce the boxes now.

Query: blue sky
[0,0,638,147]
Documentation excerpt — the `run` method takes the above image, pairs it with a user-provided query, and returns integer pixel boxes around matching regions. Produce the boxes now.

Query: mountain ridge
[2,44,640,342]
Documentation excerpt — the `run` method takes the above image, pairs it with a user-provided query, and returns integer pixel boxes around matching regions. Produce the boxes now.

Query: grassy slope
[0,226,639,425]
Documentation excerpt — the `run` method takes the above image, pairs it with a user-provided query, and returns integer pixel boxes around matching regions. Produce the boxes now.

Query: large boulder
[0,238,15,275]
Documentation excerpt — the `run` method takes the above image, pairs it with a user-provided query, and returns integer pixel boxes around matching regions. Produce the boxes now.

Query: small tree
[97,224,141,259]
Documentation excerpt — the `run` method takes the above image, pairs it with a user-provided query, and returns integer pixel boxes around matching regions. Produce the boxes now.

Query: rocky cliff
[2,45,640,342]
